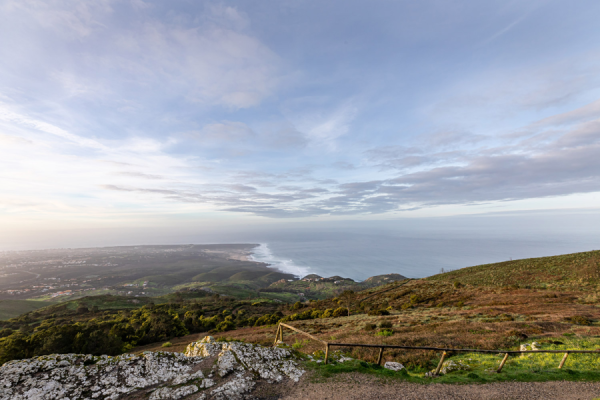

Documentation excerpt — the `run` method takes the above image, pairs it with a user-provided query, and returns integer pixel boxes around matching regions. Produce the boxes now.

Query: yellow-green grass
[428,250,600,288]
[0,300,54,320]
[309,336,600,383]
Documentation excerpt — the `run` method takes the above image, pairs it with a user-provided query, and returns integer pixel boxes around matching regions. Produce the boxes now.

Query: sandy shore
[200,248,254,262]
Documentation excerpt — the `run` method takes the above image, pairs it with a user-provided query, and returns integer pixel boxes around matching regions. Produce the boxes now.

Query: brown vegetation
[210,273,600,369]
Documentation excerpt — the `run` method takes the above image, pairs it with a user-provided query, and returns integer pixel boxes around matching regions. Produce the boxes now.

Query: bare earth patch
[281,372,600,400]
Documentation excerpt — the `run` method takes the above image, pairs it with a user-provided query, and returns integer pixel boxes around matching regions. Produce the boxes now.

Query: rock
[383,361,404,371]
[217,342,304,382]
[426,359,471,376]
[0,352,204,400]
[520,344,528,352]
[172,370,204,385]
[439,359,471,374]
[338,356,354,363]
[211,373,255,400]
[0,337,305,400]
[520,342,540,356]
[185,336,222,358]
[150,385,198,400]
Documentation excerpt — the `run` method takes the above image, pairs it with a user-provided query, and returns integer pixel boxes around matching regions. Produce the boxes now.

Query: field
[0,300,54,320]
[309,335,600,384]
[0,244,297,302]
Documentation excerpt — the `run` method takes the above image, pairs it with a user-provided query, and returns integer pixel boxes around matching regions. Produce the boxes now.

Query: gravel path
[280,373,600,400]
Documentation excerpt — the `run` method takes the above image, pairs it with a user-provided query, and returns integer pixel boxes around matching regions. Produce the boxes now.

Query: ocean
[246,212,600,280]
[3,210,599,281]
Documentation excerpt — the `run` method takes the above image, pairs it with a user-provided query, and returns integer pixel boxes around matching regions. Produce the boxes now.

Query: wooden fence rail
[274,322,600,374]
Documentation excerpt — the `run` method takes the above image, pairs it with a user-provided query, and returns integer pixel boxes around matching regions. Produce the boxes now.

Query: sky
[1,0,600,243]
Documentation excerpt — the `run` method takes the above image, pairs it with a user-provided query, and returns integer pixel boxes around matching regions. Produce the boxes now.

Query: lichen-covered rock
[211,373,255,400]
[150,385,198,400]
[383,361,404,371]
[218,342,304,382]
[0,337,305,400]
[172,370,204,385]
[184,336,221,358]
[0,352,204,400]
[439,359,471,374]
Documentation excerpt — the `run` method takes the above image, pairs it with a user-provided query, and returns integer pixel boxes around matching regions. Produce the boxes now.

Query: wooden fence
[274,322,600,374]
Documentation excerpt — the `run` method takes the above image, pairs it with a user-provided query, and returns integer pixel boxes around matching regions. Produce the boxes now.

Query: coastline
[248,243,311,278]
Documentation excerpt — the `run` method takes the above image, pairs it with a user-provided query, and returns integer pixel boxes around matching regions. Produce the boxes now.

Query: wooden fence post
[324,343,330,364]
[434,351,447,376]
[558,352,569,369]
[377,347,384,365]
[273,325,281,346]
[497,353,509,373]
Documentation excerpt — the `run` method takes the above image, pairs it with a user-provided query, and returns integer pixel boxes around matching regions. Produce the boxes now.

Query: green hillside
[0,300,54,320]
[427,250,600,288]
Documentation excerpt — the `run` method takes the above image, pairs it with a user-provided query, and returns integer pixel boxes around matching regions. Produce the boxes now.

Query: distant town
[0,245,253,301]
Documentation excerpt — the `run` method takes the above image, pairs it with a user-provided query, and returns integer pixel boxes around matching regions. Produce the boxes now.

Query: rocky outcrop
[0,336,305,400]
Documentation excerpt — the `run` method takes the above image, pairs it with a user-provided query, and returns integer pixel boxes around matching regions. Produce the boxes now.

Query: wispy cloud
[2,1,600,226]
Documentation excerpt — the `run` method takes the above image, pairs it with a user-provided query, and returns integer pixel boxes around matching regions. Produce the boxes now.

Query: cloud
[0,1,281,110]
[114,171,164,180]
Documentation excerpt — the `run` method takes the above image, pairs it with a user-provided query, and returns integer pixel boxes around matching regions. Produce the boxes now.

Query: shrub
[376,329,393,337]
[161,342,172,348]
[497,313,514,321]
[292,339,309,349]
[322,309,334,318]
[254,313,281,326]
[379,321,393,329]
[400,303,412,310]
[367,309,390,316]
[363,323,376,331]
[215,320,236,332]
[567,315,592,325]
[332,307,348,318]
[456,301,464,307]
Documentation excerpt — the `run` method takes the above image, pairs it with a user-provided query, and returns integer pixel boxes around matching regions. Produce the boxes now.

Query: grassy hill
[206,250,600,381]
[428,250,600,288]
[0,300,54,320]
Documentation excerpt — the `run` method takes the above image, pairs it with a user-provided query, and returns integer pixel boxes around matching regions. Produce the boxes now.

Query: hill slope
[428,250,600,288]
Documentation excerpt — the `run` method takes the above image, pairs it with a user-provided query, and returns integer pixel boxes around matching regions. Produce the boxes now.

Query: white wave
[249,243,311,278]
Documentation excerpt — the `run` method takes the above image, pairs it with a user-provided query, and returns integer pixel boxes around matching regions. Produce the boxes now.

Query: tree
[338,290,355,316]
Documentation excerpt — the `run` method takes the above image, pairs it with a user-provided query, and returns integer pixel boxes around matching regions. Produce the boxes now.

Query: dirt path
[279,373,600,400]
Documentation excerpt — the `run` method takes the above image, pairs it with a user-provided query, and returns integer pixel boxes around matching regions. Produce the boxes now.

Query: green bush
[567,315,592,325]
[379,321,393,329]
[368,309,390,316]
[161,342,172,348]
[332,307,348,318]
[215,320,236,332]
[376,329,393,337]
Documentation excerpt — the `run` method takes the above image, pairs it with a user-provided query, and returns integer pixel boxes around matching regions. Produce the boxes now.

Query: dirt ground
[278,372,600,400]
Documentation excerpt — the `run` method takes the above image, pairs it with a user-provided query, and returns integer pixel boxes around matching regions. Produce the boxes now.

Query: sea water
[247,212,600,281]
[3,210,599,281]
